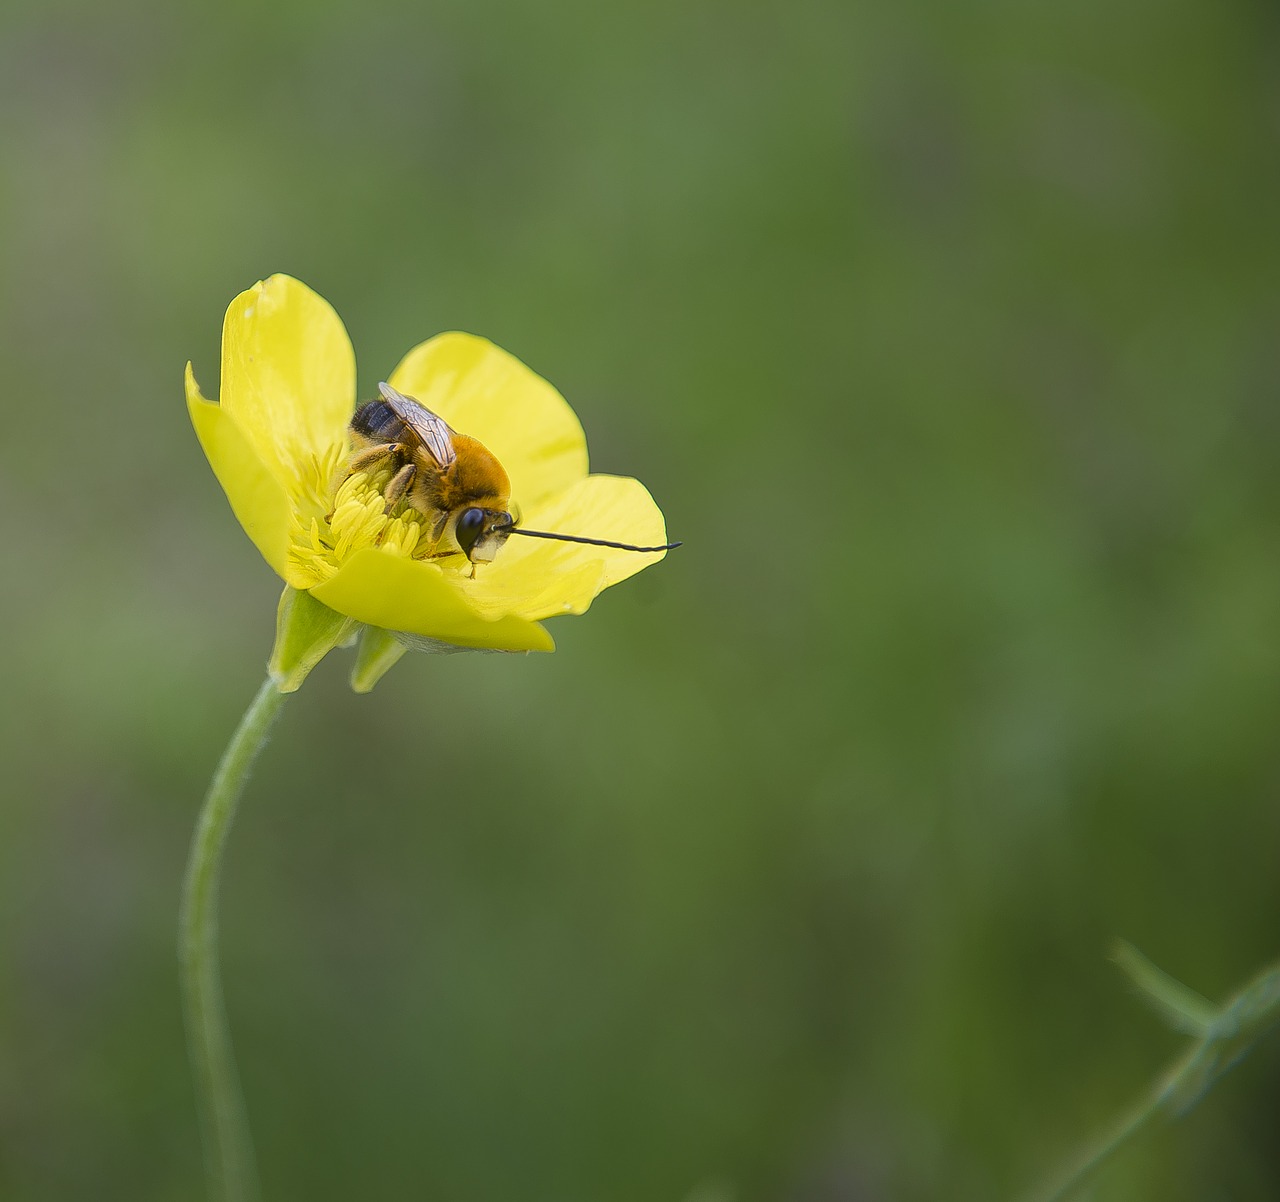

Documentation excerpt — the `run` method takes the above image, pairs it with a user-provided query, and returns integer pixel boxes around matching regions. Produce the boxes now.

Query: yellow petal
[311,548,555,653]
[468,474,671,621]
[465,558,607,624]
[187,363,293,580]
[219,274,355,486]
[387,333,588,508]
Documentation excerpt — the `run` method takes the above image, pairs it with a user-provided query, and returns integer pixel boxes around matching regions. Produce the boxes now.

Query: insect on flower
[348,382,681,571]
[188,275,677,656]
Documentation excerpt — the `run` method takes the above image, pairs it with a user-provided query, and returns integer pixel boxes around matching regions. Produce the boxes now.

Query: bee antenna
[500,526,681,554]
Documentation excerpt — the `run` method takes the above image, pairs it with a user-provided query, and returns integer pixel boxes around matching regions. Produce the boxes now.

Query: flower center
[286,449,461,588]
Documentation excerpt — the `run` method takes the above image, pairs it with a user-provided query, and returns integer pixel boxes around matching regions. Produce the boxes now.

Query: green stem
[1022,1039,1205,1202]
[1023,952,1280,1202]
[180,678,287,1202]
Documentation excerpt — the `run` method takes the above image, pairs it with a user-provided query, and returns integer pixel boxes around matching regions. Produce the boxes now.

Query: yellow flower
[187,275,672,675]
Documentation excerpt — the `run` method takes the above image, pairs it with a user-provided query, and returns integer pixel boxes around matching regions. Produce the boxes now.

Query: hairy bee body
[346,381,679,568]
[348,384,513,563]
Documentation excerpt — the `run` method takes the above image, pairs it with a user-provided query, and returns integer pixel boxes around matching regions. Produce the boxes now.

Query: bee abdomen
[350,399,407,444]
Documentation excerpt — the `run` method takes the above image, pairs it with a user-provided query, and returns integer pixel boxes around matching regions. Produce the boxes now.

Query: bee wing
[377,382,457,468]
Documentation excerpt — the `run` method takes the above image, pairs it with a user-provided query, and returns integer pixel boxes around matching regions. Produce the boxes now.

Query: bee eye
[455,507,487,557]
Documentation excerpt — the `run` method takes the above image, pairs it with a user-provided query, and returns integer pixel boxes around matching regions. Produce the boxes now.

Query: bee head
[453,507,514,563]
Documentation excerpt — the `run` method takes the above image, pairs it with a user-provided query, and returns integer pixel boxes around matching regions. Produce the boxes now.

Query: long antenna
[503,527,681,553]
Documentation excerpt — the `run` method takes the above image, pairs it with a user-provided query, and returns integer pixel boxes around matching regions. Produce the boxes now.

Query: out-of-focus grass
[1,1,1278,1199]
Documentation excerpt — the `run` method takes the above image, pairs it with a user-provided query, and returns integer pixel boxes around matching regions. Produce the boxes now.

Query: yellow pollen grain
[292,444,348,522]
[386,516,427,557]
[331,492,387,561]
[286,468,444,589]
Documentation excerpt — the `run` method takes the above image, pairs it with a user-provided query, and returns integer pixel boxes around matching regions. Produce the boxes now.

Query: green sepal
[1112,940,1217,1036]
[269,586,359,693]
[350,626,409,694]
[392,631,502,656]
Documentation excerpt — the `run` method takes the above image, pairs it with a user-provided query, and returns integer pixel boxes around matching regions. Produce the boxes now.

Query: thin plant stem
[1022,952,1280,1202]
[1022,1039,1205,1202]
[180,677,287,1202]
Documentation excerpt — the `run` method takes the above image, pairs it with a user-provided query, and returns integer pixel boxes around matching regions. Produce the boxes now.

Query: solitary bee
[348,382,679,567]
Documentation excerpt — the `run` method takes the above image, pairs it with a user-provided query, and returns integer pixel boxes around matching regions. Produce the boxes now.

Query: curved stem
[180,678,287,1202]
[1023,952,1280,1202]
[1022,1039,1204,1202]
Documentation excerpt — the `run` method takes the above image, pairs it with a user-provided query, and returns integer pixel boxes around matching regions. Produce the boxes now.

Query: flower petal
[311,548,555,653]
[468,474,672,621]
[387,333,588,509]
[187,363,293,580]
[219,274,355,486]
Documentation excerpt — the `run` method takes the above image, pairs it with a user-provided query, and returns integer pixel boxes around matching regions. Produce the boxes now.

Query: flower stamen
[286,463,443,588]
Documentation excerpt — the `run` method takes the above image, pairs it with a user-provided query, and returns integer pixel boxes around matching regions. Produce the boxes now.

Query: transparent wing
[377,382,456,468]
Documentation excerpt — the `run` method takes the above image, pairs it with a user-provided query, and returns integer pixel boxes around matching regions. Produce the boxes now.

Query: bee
[348,382,679,568]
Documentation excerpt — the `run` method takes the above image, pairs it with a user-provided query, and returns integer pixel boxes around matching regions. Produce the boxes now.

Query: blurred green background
[2,0,1279,1198]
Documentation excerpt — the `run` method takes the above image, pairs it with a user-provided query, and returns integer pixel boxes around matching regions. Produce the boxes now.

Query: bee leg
[382,462,416,512]
[349,443,401,473]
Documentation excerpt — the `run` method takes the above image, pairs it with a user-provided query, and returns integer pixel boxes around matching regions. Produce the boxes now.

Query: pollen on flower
[286,467,438,588]
[381,515,425,557]
[293,445,348,520]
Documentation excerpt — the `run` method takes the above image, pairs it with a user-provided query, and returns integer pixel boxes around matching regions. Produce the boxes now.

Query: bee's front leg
[382,462,416,512]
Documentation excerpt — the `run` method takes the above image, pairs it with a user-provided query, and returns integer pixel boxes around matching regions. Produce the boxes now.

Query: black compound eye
[456,508,487,556]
